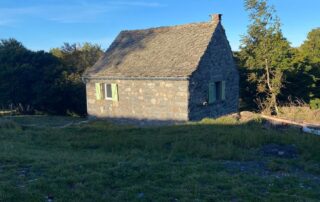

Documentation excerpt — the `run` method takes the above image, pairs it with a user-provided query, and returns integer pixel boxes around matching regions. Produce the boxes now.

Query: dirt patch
[223,160,266,173]
[260,144,299,158]
[222,159,320,184]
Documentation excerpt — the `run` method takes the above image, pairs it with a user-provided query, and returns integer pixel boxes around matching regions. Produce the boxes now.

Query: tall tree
[239,0,292,114]
[51,42,103,74]
[300,28,320,64]
[50,43,104,115]
[0,39,103,115]
[0,39,67,113]
[298,28,320,100]
[280,49,316,103]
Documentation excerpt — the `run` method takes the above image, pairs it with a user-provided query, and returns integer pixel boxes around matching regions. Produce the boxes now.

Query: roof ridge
[121,21,218,33]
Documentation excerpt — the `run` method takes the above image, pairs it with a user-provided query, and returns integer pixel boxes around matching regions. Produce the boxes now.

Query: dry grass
[277,107,320,125]
[0,110,15,116]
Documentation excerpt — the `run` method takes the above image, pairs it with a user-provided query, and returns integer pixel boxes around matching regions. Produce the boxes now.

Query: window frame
[104,83,113,100]
[208,80,226,104]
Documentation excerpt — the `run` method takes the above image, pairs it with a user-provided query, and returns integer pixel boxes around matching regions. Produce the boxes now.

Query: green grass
[0,116,319,201]
[3,115,86,127]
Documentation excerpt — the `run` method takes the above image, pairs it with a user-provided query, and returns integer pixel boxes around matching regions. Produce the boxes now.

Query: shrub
[310,98,320,110]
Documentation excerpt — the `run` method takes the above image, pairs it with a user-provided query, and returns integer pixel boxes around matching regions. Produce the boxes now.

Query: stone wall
[86,79,189,122]
[188,23,239,121]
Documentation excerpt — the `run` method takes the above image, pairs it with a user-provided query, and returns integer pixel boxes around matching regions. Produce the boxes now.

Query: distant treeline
[0,39,103,116]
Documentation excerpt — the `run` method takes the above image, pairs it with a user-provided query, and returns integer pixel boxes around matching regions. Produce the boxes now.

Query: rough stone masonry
[83,14,239,124]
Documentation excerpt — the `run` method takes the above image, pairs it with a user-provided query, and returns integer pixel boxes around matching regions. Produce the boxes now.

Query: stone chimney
[210,14,222,23]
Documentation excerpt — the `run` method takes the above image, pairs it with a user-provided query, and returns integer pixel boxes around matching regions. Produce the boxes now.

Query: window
[209,81,226,104]
[95,83,119,101]
[105,84,112,100]
[215,81,222,101]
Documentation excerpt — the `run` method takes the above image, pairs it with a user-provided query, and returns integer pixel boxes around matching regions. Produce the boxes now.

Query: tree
[0,39,67,114]
[280,29,320,103]
[300,28,320,64]
[50,43,104,115]
[51,42,103,74]
[280,49,316,103]
[298,28,320,100]
[0,39,103,115]
[238,0,292,114]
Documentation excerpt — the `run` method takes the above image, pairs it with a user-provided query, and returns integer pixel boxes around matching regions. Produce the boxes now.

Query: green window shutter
[101,83,105,99]
[222,81,226,100]
[209,82,216,104]
[111,84,118,101]
[95,83,101,100]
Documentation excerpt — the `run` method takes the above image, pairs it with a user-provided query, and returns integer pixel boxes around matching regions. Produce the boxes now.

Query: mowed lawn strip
[0,116,319,201]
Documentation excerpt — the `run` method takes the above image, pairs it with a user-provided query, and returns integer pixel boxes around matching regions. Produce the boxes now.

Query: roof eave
[82,75,190,83]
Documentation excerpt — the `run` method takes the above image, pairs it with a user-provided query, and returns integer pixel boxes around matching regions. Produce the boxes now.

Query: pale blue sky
[0,0,319,51]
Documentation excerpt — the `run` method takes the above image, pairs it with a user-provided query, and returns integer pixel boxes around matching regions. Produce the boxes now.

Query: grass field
[0,116,320,201]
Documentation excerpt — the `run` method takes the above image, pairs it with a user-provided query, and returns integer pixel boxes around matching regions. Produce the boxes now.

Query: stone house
[83,14,239,123]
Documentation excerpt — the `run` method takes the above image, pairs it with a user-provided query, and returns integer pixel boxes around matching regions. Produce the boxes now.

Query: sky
[0,0,319,51]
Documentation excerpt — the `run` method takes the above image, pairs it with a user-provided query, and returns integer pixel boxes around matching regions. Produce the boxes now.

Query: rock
[46,195,54,202]
[240,111,256,122]
[137,192,144,198]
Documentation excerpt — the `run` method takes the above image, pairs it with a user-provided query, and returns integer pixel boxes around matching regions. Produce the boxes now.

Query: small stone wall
[86,79,189,122]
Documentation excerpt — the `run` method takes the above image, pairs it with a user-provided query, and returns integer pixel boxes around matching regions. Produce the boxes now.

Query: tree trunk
[265,59,279,115]
[271,93,279,115]
[265,59,272,92]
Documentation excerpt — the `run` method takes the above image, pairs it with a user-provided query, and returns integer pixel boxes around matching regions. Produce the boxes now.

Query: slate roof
[84,18,220,78]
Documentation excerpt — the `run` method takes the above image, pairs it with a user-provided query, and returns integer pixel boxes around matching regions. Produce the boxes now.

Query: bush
[310,98,320,110]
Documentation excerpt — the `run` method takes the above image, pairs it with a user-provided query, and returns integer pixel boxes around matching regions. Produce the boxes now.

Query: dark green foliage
[297,28,320,101]
[300,28,320,64]
[0,39,103,115]
[50,43,103,115]
[279,37,320,104]
[234,52,260,111]
[0,39,66,114]
[281,55,318,103]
